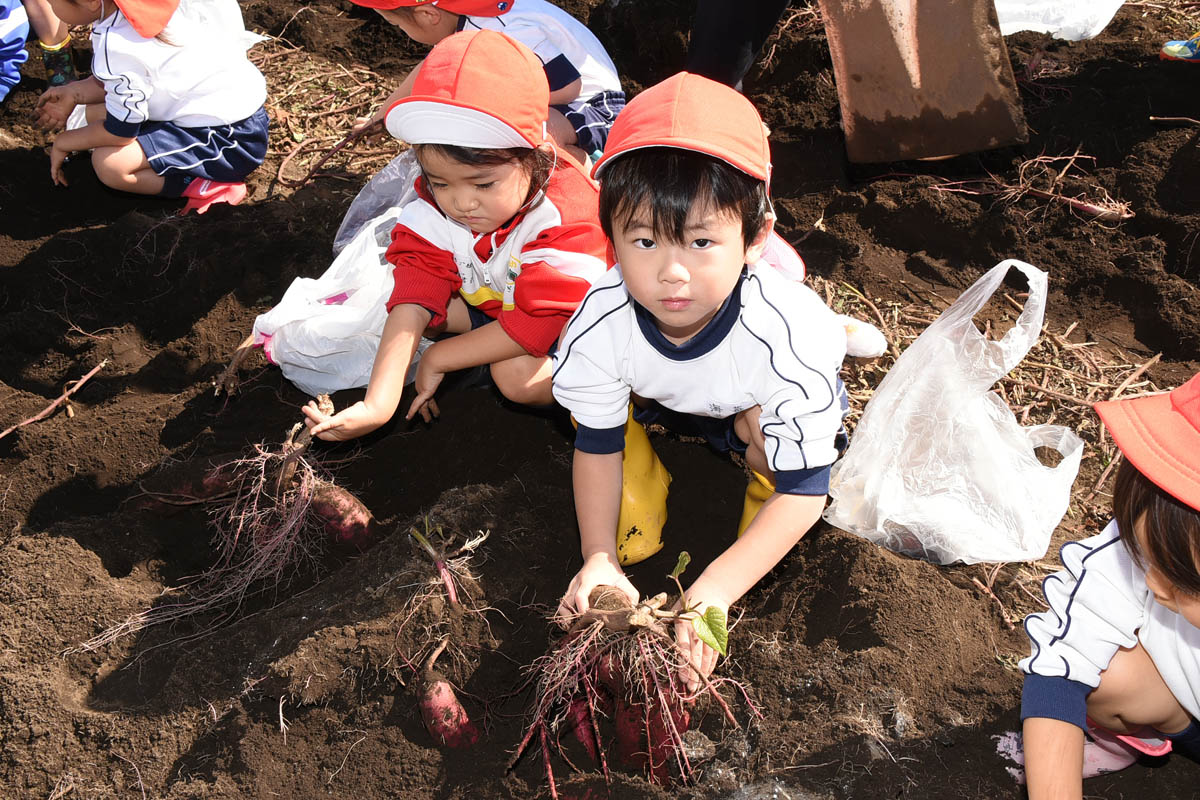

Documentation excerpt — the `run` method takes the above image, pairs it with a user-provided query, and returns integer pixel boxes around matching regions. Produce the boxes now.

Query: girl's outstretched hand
[406,345,446,423]
[302,399,388,441]
[49,140,71,186]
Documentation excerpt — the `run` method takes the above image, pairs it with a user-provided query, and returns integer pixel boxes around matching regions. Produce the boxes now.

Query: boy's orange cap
[591,72,771,187]
[113,0,181,39]
[349,0,512,16]
[1095,372,1200,512]
[385,29,547,148]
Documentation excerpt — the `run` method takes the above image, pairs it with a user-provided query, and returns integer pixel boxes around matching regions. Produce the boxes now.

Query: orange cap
[385,29,547,148]
[591,72,771,187]
[1095,372,1200,512]
[349,0,512,15]
[113,0,181,39]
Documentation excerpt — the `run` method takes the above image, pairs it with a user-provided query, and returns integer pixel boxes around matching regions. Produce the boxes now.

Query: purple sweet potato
[310,481,380,550]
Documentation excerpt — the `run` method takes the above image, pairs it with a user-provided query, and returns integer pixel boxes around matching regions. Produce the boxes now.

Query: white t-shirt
[461,0,621,100]
[1021,519,1200,725]
[92,0,267,136]
[552,262,848,493]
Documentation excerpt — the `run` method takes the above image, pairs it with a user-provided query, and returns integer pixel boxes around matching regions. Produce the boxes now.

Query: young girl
[33,0,267,213]
[1020,371,1200,797]
[302,29,607,441]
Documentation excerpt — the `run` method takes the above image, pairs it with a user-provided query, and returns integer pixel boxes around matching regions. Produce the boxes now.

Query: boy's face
[376,6,458,45]
[418,147,531,234]
[612,203,771,344]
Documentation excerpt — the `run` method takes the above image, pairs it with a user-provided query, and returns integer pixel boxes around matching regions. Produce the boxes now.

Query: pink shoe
[180,179,248,215]
[1083,718,1170,777]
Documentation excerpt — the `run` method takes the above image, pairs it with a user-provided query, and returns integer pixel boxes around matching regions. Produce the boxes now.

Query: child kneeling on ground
[303,29,608,441]
[552,72,850,690]
[349,0,624,164]
[33,0,267,213]
[1018,372,1200,796]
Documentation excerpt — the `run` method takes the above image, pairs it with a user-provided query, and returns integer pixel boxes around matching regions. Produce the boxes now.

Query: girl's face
[419,148,532,235]
[1136,518,1200,629]
[48,0,105,26]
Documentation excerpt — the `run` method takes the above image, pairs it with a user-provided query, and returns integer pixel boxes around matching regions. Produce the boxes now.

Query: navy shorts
[464,303,560,355]
[139,106,270,197]
[633,400,748,455]
[552,90,626,156]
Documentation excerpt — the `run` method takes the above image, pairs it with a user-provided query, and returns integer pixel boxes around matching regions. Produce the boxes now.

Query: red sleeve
[499,216,608,357]
[384,223,461,325]
[501,261,593,356]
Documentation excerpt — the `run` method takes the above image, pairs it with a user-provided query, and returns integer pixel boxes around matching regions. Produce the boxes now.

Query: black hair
[598,148,769,249]
[412,143,554,207]
[1115,458,1200,595]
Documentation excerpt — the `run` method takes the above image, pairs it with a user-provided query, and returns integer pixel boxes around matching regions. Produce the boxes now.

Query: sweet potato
[310,481,380,550]
[420,639,479,749]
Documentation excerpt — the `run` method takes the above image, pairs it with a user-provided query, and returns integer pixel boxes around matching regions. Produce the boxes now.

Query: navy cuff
[1021,673,1090,731]
[575,423,624,454]
[103,112,140,138]
[775,464,832,495]
[543,53,581,92]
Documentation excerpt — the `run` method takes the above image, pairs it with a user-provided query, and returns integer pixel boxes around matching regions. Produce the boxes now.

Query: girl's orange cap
[113,0,181,39]
[349,0,512,15]
[1095,372,1200,512]
[591,72,771,188]
[385,29,547,148]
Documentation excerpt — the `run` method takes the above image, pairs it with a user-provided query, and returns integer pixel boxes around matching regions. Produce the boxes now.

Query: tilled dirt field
[2,1,1199,798]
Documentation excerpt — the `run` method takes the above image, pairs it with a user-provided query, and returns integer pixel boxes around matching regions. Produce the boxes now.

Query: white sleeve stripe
[739,275,836,411]
[520,248,607,279]
[96,19,147,123]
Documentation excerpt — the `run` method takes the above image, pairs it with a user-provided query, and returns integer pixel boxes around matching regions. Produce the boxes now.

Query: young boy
[349,0,624,163]
[551,72,849,689]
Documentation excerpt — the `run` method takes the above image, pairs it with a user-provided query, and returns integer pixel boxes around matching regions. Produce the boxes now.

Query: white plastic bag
[333,150,422,255]
[252,206,431,397]
[823,259,1083,565]
[993,0,1124,41]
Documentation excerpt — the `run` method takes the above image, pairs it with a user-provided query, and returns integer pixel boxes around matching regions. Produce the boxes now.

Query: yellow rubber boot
[736,470,775,537]
[615,409,671,566]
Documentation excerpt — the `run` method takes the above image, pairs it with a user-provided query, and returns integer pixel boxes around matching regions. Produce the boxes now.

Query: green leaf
[692,606,729,656]
[669,551,691,580]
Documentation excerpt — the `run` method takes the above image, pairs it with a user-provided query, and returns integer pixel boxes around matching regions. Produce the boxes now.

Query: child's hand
[302,399,388,441]
[49,140,72,186]
[34,85,78,131]
[406,345,446,423]
[674,598,729,693]
[350,115,385,140]
[555,552,638,626]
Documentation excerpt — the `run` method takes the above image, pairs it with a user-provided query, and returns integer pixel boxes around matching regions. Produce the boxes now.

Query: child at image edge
[303,29,607,441]
[349,0,624,163]
[1020,371,1200,797]
[552,72,849,689]
[33,0,267,213]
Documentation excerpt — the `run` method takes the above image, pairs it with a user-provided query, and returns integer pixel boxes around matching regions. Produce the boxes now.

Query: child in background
[32,0,267,213]
[349,0,624,164]
[551,72,849,690]
[303,29,608,441]
[1020,372,1200,797]
[23,0,77,85]
[0,0,28,102]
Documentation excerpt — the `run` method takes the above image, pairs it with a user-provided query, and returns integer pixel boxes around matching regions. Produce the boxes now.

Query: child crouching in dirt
[348,0,624,164]
[551,72,850,690]
[303,29,607,442]
[1019,372,1200,797]
[33,0,268,213]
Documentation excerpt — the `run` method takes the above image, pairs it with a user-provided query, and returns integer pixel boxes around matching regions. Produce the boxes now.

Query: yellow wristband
[40,34,73,52]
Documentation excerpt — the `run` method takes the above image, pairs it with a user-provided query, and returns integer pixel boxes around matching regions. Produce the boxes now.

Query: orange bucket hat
[591,71,771,188]
[1095,372,1200,512]
[113,0,181,39]
[385,29,548,149]
[348,0,512,15]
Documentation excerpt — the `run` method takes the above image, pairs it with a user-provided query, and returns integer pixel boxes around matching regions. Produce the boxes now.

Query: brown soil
[2,2,1199,798]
